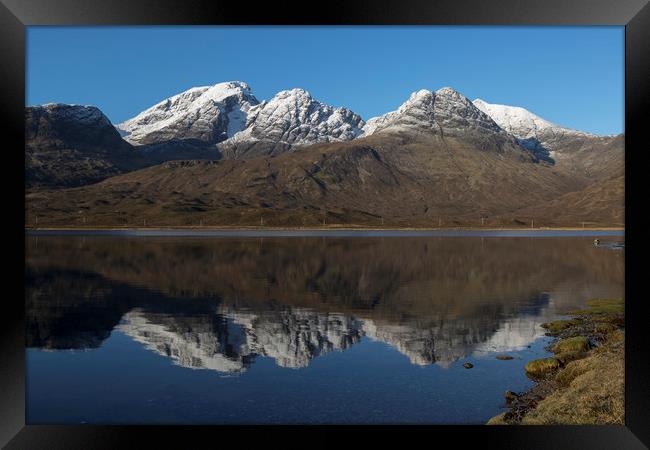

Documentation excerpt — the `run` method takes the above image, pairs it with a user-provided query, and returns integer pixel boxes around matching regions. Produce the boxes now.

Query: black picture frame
[2,0,649,448]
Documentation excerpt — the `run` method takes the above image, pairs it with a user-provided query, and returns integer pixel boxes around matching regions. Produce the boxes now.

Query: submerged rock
[496,355,514,360]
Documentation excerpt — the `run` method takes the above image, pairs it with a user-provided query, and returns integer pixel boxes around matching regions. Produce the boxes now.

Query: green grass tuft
[551,336,590,354]
[540,319,581,333]
[525,357,560,378]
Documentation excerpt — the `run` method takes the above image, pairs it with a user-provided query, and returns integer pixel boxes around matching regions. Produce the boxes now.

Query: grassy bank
[487,298,624,425]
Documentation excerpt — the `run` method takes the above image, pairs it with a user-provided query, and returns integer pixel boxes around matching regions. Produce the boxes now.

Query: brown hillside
[26,131,615,228]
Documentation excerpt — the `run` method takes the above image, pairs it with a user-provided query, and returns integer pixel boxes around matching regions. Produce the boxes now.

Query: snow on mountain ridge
[113,81,601,156]
[471,98,602,158]
[362,87,506,138]
[116,81,259,145]
[472,98,595,141]
[222,87,366,147]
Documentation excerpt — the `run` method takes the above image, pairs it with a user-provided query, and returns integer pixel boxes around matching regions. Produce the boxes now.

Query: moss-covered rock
[525,357,560,378]
[554,351,587,365]
[551,336,590,354]
[541,319,581,333]
[555,358,593,387]
[496,298,625,425]
[521,343,624,425]
[594,322,617,334]
[486,412,509,425]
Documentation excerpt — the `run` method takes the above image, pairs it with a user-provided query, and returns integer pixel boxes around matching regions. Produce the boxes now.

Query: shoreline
[25,226,625,232]
[487,299,625,425]
[24,227,625,238]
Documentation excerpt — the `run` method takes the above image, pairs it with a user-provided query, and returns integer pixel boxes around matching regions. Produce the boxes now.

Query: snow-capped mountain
[116,82,603,154]
[234,88,364,144]
[117,83,366,159]
[116,81,260,145]
[218,88,365,159]
[472,98,594,151]
[362,87,507,138]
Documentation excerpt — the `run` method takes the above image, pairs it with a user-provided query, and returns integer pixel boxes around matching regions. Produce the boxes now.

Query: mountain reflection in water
[26,236,624,373]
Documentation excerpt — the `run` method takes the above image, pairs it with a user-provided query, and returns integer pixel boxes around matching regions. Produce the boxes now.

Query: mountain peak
[363,86,504,138]
[25,103,136,189]
[410,89,434,99]
[221,80,251,90]
[396,89,434,110]
[32,103,108,123]
[435,86,462,96]
[116,81,259,145]
[471,99,594,151]
[274,88,312,99]
[219,88,365,157]
[199,81,254,100]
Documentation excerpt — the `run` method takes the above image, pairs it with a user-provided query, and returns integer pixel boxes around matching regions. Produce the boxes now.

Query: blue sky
[27,26,624,135]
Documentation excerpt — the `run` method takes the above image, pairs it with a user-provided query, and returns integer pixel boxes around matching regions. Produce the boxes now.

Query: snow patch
[472,98,594,141]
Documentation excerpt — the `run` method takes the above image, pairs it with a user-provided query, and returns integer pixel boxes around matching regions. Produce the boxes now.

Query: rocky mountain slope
[501,174,624,226]
[218,88,365,159]
[473,99,624,178]
[26,104,223,190]
[25,104,141,189]
[116,81,260,145]
[116,82,366,161]
[26,131,594,227]
[364,88,506,140]
[25,83,624,227]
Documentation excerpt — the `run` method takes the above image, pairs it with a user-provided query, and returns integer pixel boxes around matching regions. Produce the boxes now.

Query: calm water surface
[25,232,624,424]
